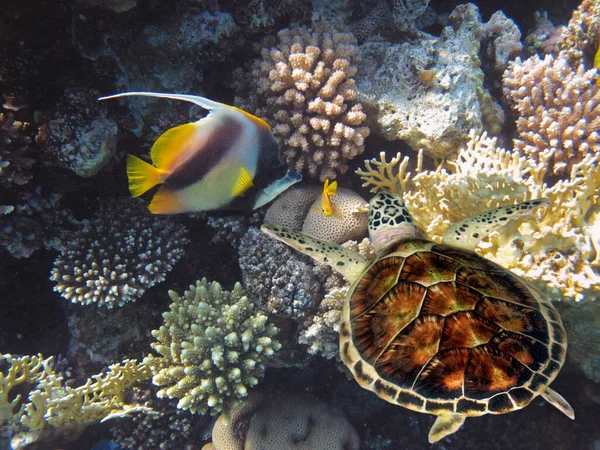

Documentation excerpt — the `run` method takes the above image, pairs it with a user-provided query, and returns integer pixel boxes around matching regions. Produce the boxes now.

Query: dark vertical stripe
[165,113,243,190]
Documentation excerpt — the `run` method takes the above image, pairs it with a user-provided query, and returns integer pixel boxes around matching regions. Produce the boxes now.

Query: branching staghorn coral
[1,354,151,446]
[143,278,281,415]
[503,51,600,177]
[356,132,600,302]
[236,25,369,181]
[51,198,188,308]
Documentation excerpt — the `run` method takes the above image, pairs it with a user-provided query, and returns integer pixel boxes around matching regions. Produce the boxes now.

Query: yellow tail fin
[148,187,184,214]
[126,154,162,197]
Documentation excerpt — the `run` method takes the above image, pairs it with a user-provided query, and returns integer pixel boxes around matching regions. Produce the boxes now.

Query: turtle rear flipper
[260,225,368,282]
[442,199,550,251]
[428,414,466,443]
[542,387,575,420]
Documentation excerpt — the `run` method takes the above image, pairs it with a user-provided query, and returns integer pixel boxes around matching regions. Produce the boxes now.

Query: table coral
[356,4,506,160]
[1,354,151,445]
[503,51,600,177]
[143,278,281,415]
[51,198,188,308]
[236,24,369,181]
[356,132,600,303]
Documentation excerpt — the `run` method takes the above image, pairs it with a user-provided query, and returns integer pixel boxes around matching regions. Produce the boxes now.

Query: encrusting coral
[236,24,370,181]
[143,278,281,415]
[0,111,35,188]
[503,51,600,177]
[1,353,151,447]
[356,132,600,303]
[50,198,189,308]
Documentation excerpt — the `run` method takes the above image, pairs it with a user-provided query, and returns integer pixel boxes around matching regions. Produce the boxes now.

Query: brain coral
[236,25,369,181]
[210,392,360,450]
[143,278,281,415]
[503,51,600,177]
[264,184,369,243]
[51,198,188,308]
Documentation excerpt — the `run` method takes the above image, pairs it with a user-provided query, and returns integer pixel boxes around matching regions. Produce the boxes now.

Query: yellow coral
[357,132,600,302]
[1,353,151,443]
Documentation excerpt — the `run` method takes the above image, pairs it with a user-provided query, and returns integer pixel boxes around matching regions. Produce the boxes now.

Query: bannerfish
[321,179,337,217]
[98,91,302,214]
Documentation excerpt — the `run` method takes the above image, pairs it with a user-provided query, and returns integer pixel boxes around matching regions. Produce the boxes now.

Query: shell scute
[431,243,504,272]
[375,316,444,389]
[439,312,499,350]
[490,332,548,371]
[400,251,462,287]
[421,282,481,316]
[352,282,427,362]
[350,256,404,317]
[414,348,470,400]
[464,346,531,400]
[456,267,540,310]
[475,298,549,343]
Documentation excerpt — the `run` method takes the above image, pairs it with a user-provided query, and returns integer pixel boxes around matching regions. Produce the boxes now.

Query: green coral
[144,278,281,415]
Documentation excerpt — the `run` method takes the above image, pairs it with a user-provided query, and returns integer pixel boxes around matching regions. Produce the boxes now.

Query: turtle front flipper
[260,224,369,282]
[542,387,575,420]
[442,199,550,251]
[428,414,466,443]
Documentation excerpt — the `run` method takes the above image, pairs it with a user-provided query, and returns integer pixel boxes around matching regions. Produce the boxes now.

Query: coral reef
[0,111,35,188]
[1,354,151,446]
[356,132,600,302]
[1,187,74,258]
[357,4,506,160]
[38,88,118,177]
[236,25,369,180]
[238,227,333,319]
[111,388,205,450]
[391,0,431,32]
[206,211,264,248]
[503,51,600,177]
[298,238,376,358]
[50,198,188,308]
[209,392,360,450]
[558,0,600,61]
[348,0,394,43]
[264,184,369,243]
[143,278,281,415]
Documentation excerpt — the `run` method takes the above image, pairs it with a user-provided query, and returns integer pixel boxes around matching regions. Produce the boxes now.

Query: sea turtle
[261,192,574,443]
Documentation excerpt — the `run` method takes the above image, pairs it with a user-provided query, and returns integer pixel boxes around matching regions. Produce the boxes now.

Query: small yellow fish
[99,92,301,214]
[321,179,338,216]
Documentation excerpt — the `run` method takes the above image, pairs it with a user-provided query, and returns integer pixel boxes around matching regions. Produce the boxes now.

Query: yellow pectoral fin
[594,48,600,69]
[151,122,200,170]
[231,167,254,197]
[126,154,162,198]
[148,187,185,214]
[326,180,338,196]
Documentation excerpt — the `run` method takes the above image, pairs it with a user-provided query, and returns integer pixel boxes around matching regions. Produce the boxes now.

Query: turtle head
[368,192,424,252]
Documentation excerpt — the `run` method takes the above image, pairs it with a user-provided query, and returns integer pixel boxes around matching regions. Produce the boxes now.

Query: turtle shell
[339,239,568,417]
